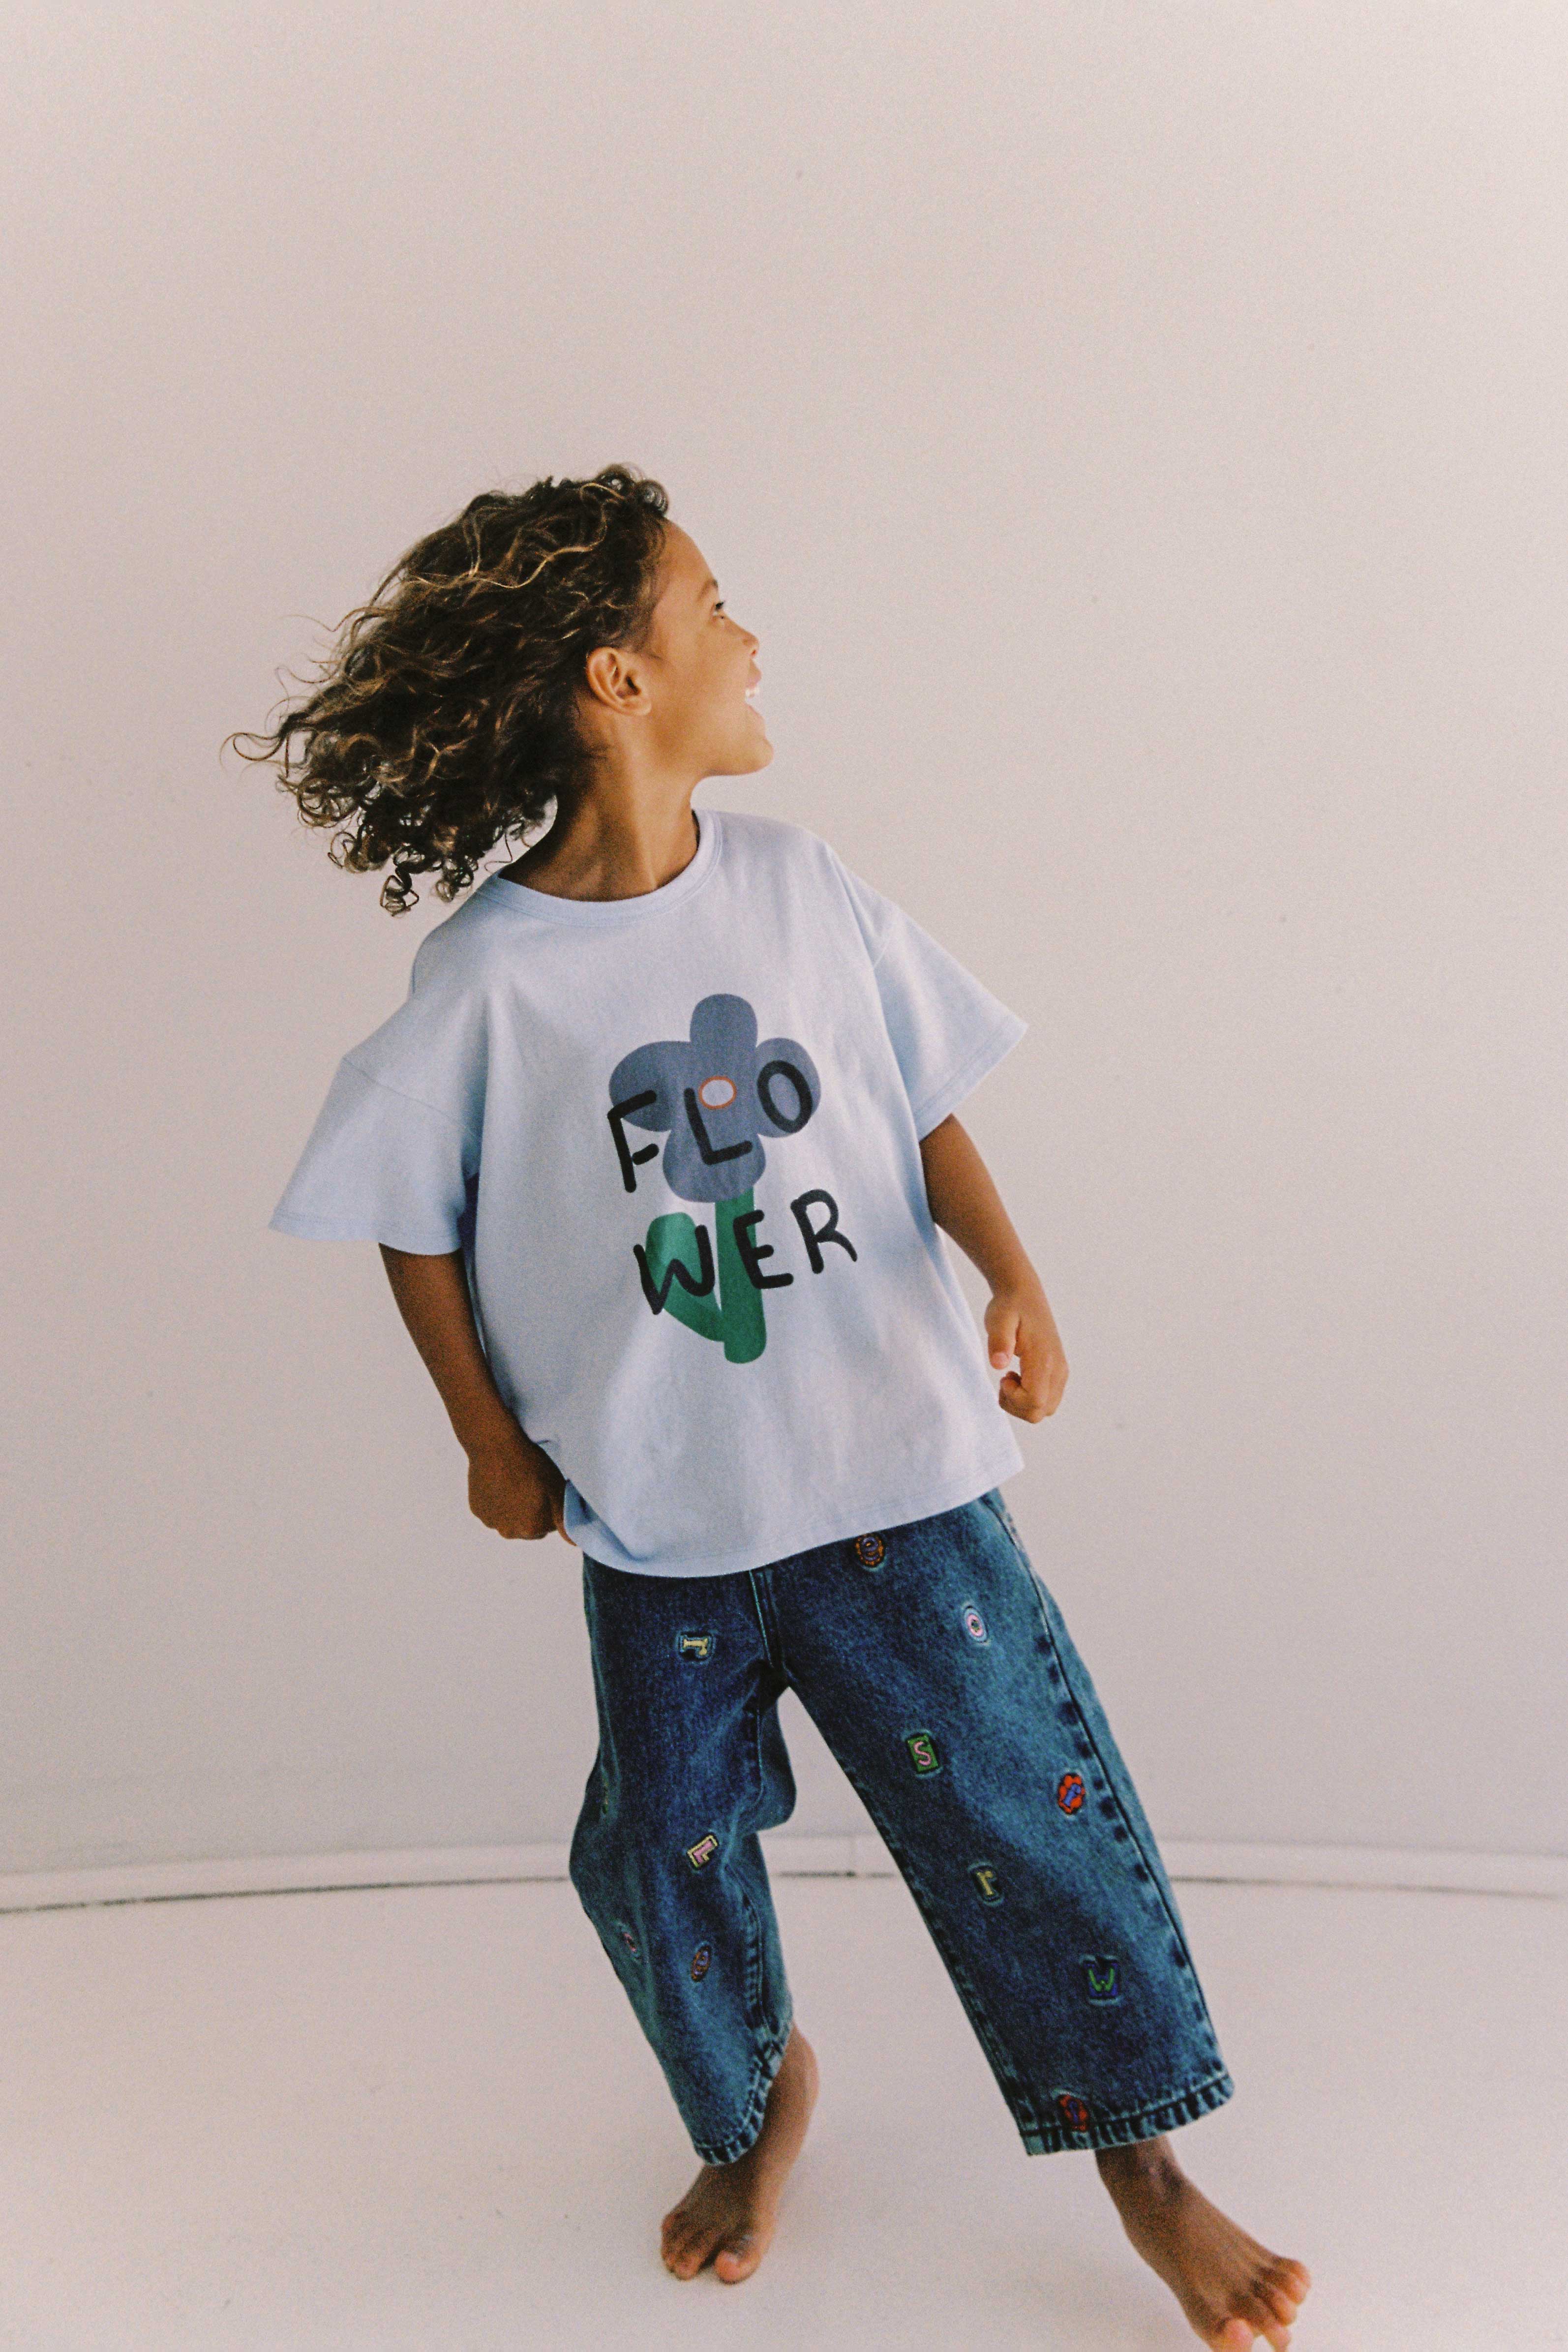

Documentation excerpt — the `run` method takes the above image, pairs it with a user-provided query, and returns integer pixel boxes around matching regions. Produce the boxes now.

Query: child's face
[630,522,773,782]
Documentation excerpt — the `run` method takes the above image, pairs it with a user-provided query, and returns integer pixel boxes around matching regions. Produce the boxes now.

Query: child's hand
[465,1420,577,1545]
[985,1282,1068,1422]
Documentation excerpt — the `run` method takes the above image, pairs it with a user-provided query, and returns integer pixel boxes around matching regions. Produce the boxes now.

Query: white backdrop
[3,2,1564,1882]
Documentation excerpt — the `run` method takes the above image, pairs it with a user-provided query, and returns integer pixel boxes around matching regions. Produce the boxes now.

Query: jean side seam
[746,1566,785,1676]
[826,1750,1045,2144]
[1017,1567,1219,2044]
[979,1498,1223,2064]
[688,2006,796,2167]
[984,1503,1205,1986]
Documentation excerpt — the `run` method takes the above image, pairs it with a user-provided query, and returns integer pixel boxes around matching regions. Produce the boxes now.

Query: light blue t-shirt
[269,807,1028,1575]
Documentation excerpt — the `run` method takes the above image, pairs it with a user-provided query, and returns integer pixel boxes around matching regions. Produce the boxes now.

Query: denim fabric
[569,1489,1235,2165]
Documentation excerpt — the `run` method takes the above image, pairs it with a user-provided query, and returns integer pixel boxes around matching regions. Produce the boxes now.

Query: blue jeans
[568,1489,1235,2165]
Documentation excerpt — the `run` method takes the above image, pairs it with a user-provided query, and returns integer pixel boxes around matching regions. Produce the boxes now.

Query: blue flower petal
[610,994,819,1205]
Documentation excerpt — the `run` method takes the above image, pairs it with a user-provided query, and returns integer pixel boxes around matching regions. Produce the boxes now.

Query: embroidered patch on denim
[905,1730,941,1776]
[960,1602,990,1645]
[1056,1771,1086,1815]
[1056,2092,1092,2131]
[685,1833,720,1871]
[853,1532,886,1570]
[969,1860,1003,1905]
[691,1942,712,1981]
[675,1629,716,1662]
[1083,1955,1120,2002]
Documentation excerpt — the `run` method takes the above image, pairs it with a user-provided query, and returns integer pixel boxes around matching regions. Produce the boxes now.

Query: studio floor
[0,1869,1561,2350]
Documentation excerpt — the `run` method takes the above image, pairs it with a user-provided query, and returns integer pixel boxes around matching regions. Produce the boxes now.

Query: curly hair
[225,463,671,914]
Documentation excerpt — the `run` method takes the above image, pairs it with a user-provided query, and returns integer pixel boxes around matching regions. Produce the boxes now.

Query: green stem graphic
[641,1188,767,1363]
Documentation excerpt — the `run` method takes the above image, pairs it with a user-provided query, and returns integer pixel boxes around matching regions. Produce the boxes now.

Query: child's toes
[1262,2269,1303,2323]
[1208,2313,1292,2352]
[660,2220,707,2278]
[713,2228,760,2282]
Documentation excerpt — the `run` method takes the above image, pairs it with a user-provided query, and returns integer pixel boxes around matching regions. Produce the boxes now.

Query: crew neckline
[482,806,722,925]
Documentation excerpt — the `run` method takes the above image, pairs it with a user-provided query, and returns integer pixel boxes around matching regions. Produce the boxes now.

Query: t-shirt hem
[576,1432,1026,1579]
[268,1210,460,1251]
[908,1008,1028,1139]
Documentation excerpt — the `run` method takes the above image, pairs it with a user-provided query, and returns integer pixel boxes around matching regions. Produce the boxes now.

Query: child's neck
[501,783,701,904]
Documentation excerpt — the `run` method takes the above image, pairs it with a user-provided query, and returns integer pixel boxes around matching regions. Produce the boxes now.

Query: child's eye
[713,599,727,615]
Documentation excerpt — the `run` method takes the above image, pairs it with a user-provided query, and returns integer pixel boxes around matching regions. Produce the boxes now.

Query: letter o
[756,1057,814,1134]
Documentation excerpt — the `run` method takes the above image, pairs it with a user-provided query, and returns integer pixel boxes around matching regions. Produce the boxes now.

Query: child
[243,464,1311,2348]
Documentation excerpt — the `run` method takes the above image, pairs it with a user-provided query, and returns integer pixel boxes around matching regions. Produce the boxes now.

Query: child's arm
[378,1245,575,1545]
[917,1115,1067,1422]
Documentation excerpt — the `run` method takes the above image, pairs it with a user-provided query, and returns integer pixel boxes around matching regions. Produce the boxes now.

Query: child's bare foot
[660,2023,819,2284]
[1096,2136,1312,2348]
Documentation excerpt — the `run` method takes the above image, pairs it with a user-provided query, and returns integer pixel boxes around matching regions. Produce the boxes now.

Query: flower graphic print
[606,993,854,1364]
[606,993,819,1206]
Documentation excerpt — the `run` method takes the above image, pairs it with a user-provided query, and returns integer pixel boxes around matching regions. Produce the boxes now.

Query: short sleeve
[830,853,1028,1137]
[268,1056,478,1253]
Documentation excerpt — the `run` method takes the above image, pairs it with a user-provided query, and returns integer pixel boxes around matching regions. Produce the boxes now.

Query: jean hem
[686,2007,795,2167]
[1016,2064,1236,2156]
